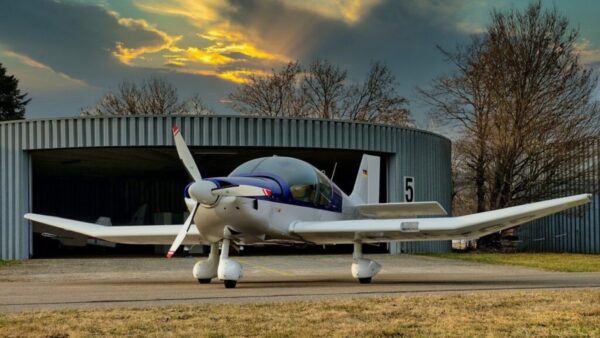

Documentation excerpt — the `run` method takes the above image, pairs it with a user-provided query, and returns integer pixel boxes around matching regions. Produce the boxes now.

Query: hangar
[0,115,453,260]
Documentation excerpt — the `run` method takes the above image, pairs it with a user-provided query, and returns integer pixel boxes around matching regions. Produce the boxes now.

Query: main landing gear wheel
[224,280,237,288]
[351,241,381,284]
[198,278,212,284]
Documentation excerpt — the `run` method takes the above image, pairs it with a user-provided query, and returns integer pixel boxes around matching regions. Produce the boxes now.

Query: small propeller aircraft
[25,127,592,288]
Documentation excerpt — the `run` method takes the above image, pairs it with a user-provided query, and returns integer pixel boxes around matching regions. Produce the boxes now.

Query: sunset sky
[1,0,600,127]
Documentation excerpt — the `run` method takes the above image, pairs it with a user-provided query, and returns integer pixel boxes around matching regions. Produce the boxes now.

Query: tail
[350,154,380,204]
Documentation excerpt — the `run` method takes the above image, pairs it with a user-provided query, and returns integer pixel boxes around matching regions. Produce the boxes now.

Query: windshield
[230,157,320,203]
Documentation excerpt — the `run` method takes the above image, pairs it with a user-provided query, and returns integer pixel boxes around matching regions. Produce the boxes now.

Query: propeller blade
[166,202,200,258]
[172,126,202,182]
[212,185,273,197]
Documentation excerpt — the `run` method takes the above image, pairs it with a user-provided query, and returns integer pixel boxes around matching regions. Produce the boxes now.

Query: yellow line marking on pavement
[237,259,294,276]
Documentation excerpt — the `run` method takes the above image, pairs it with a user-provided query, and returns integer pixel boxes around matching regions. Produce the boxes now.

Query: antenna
[330,162,338,181]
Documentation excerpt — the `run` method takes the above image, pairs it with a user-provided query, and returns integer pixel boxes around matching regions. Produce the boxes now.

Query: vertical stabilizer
[350,154,380,204]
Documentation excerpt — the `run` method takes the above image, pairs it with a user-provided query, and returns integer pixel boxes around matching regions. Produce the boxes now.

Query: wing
[356,201,447,219]
[290,194,591,244]
[25,214,206,245]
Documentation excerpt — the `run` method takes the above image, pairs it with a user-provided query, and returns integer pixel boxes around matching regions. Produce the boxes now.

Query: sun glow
[118,0,378,83]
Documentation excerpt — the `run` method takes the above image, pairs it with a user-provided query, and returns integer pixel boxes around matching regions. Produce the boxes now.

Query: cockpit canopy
[230,156,333,207]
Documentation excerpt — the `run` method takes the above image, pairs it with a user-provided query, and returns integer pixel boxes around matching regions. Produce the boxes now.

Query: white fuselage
[186,193,357,244]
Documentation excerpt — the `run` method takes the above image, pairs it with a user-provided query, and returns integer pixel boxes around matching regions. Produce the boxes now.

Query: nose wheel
[193,243,219,283]
[217,238,243,288]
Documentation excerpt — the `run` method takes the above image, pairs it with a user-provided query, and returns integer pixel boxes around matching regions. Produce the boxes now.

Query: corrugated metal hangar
[0,115,453,260]
[517,195,600,253]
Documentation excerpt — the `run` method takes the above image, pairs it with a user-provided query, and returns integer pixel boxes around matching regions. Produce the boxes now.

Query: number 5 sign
[404,176,414,202]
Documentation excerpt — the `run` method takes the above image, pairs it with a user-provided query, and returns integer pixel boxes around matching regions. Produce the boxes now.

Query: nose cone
[188,180,219,206]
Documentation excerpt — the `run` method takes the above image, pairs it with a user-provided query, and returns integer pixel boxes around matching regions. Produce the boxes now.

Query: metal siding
[7,124,14,257]
[516,140,600,253]
[18,123,29,259]
[0,123,6,258]
[1,116,453,259]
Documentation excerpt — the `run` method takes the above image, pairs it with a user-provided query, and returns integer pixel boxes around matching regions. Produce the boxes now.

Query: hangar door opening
[30,147,388,258]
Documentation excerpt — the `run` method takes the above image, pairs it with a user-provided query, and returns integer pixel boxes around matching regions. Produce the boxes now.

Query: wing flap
[290,194,591,244]
[25,214,205,245]
[356,201,447,218]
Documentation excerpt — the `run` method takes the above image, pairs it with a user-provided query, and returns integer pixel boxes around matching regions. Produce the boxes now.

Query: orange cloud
[135,0,232,25]
[125,1,297,83]
[185,47,233,65]
[110,14,181,65]
[194,69,269,84]
[279,0,381,24]
[197,29,287,61]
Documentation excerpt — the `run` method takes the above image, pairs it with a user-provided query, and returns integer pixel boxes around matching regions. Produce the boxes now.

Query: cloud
[276,0,381,25]
[0,0,239,116]
[0,0,502,123]
[575,38,600,67]
[135,0,234,26]
[132,0,293,83]
[2,49,92,91]
[111,14,182,64]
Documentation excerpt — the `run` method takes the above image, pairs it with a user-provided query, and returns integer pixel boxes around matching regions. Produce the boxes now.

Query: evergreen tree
[0,63,29,121]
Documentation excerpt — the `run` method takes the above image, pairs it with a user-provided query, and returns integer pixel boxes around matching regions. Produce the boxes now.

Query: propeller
[168,126,202,258]
[167,126,272,258]
[166,202,199,258]
[173,126,202,182]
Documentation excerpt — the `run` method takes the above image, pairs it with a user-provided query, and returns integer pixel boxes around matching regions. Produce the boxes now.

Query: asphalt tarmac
[1,254,599,312]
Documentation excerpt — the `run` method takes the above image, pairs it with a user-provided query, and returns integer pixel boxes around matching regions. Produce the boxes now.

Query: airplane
[25,127,592,288]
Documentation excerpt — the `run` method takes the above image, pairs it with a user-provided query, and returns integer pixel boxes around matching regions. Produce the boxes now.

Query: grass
[0,290,599,337]
[421,252,600,272]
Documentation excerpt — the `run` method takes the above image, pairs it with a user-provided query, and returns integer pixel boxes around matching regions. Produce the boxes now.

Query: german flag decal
[362,169,368,176]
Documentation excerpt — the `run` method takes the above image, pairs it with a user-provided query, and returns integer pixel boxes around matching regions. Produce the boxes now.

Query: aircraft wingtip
[172,126,180,136]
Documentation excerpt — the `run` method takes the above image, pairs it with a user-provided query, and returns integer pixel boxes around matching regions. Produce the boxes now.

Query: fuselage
[184,156,358,244]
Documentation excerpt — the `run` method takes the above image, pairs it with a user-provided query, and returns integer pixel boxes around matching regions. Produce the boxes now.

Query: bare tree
[81,77,213,116]
[343,62,411,127]
[420,40,494,213]
[182,94,215,116]
[139,77,182,115]
[228,62,305,117]
[228,60,411,126]
[484,3,599,209]
[302,59,347,119]
[421,1,599,248]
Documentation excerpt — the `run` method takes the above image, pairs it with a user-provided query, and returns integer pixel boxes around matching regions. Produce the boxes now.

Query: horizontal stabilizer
[290,194,592,244]
[25,214,205,245]
[357,201,447,219]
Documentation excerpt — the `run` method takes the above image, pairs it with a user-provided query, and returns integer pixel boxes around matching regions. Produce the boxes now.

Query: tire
[224,280,237,288]
[198,278,211,284]
[358,277,372,284]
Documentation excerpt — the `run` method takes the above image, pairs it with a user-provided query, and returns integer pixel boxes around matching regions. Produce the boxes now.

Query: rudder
[350,154,380,204]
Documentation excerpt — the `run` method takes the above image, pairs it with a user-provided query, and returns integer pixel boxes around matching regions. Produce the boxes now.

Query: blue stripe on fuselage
[204,173,342,212]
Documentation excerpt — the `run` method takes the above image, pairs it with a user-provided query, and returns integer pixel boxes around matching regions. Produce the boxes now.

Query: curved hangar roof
[0,115,452,259]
